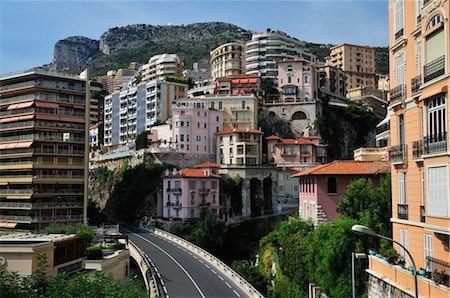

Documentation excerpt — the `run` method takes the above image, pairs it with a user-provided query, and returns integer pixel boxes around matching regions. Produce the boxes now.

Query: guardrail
[146,226,264,298]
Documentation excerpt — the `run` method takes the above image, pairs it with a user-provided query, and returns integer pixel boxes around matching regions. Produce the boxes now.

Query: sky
[0,0,388,73]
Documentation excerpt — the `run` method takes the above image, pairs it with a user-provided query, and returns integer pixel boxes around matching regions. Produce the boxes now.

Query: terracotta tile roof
[194,162,220,168]
[266,135,313,145]
[216,128,263,135]
[292,160,390,177]
[170,168,221,179]
[266,135,280,140]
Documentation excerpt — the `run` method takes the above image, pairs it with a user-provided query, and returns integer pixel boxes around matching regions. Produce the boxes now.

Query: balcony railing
[166,202,182,209]
[426,256,450,287]
[394,28,404,40]
[0,201,83,209]
[376,123,390,135]
[420,205,426,223]
[167,188,182,194]
[412,140,424,159]
[424,132,447,154]
[390,84,406,105]
[199,202,211,208]
[411,75,422,94]
[0,214,82,222]
[199,188,210,194]
[397,204,408,220]
[424,56,445,83]
[390,144,407,163]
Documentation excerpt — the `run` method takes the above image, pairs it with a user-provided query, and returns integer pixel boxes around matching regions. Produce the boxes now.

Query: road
[121,226,250,298]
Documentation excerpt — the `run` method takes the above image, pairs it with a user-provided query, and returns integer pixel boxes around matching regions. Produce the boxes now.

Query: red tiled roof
[216,128,263,135]
[170,168,221,179]
[292,160,390,177]
[194,162,220,169]
[266,135,280,140]
[266,135,314,145]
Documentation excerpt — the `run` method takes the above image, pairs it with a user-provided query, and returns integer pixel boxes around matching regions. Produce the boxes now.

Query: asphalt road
[121,227,250,298]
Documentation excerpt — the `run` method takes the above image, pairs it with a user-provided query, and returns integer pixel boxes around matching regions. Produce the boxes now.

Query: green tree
[135,131,148,150]
[232,260,267,295]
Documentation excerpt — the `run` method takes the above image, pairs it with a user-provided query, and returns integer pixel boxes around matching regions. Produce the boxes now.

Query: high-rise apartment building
[103,79,187,150]
[210,41,246,81]
[316,63,347,98]
[245,29,316,81]
[366,1,450,297]
[140,54,182,83]
[0,69,89,230]
[326,43,377,92]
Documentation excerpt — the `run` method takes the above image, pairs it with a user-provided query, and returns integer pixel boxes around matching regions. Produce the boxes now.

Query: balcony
[390,84,406,105]
[397,204,408,220]
[390,144,407,163]
[376,123,390,135]
[426,257,450,288]
[199,188,210,194]
[420,205,426,223]
[394,28,404,40]
[167,202,182,209]
[412,140,424,160]
[0,214,82,223]
[411,75,422,94]
[199,201,211,208]
[167,188,182,194]
[0,201,83,209]
[424,56,445,83]
[424,132,447,155]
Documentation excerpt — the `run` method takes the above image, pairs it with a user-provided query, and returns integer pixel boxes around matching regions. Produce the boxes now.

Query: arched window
[268,111,276,118]
[292,111,307,120]
[427,14,443,30]
[327,177,337,193]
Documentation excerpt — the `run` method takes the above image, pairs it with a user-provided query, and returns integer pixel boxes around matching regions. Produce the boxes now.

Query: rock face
[51,36,100,71]
[98,22,252,54]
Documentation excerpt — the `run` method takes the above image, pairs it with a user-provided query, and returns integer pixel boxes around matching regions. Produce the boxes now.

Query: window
[189,180,196,189]
[395,53,405,86]
[242,101,246,109]
[416,0,423,23]
[427,14,443,30]
[398,114,405,145]
[181,121,184,127]
[204,123,207,129]
[327,177,337,193]
[304,76,309,83]
[286,65,293,72]
[213,194,216,203]
[292,111,307,120]
[218,101,223,110]
[400,229,409,265]
[417,42,423,76]
[190,209,195,217]
[394,0,404,38]
[398,172,407,204]
[288,76,292,84]
[191,193,195,205]
[424,234,434,271]
[216,116,219,122]
[211,180,217,189]
[427,95,446,139]
[180,134,184,142]
[427,165,448,217]
[425,25,444,76]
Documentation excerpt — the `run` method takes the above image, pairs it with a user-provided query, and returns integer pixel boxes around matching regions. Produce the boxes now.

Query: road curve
[121,226,249,298]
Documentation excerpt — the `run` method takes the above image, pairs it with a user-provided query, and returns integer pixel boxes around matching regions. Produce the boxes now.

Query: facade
[162,164,221,219]
[0,233,86,276]
[182,61,211,85]
[245,29,316,81]
[210,41,245,81]
[141,54,182,83]
[366,0,450,297]
[216,128,263,166]
[195,94,258,129]
[326,43,377,92]
[0,69,89,230]
[89,82,104,127]
[293,160,390,224]
[214,74,261,96]
[316,63,347,98]
[103,79,187,150]
[277,59,315,102]
[148,99,223,159]
[266,135,327,169]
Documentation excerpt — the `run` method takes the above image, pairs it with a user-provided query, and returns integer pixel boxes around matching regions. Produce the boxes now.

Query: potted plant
[398,258,406,269]
[419,268,426,277]
[368,248,376,256]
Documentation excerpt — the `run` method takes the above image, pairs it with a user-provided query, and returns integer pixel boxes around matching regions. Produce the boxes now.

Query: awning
[60,116,85,123]
[72,105,85,109]
[0,114,34,123]
[231,79,240,84]
[35,114,85,123]
[419,85,448,101]
[0,141,33,150]
[376,115,390,127]
[35,101,59,109]
[240,79,249,84]
[0,222,18,228]
[248,79,258,83]
[7,101,34,110]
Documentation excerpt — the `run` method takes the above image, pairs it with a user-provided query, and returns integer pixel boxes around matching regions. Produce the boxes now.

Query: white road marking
[205,264,210,269]
[225,282,232,288]
[233,290,240,297]
[193,255,198,259]
[160,279,165,286]
[218,275,224,281]
[188,252,192,255]
[182,249,187,252]
[157,272,161,278]
[211,269,217,274]
[123,228,206,298]
[199,259,204,264]
[163,286,168,294]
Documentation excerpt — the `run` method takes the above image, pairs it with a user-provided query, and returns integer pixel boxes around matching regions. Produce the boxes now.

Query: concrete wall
[85,249,130,285]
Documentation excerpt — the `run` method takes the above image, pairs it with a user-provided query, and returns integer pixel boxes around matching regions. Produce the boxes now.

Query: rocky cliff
[51,36,99,71]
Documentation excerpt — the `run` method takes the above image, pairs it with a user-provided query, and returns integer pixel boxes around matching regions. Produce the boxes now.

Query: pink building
[149,100,223,158]
[163,163,221,219]
[292,160,390,224]
[277,59,315,102]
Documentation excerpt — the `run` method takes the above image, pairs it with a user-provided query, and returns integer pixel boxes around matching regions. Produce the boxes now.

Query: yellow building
[0,69,89,230]
[326,43,377,92]
[210,41,245,81]
[366,0,450,297]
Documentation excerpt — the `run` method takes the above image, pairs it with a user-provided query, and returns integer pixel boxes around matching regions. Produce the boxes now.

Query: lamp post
[352,252,367,298]
[351,225,418,298]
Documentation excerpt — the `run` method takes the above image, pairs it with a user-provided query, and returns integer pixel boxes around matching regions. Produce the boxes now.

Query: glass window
[327,177,337,193]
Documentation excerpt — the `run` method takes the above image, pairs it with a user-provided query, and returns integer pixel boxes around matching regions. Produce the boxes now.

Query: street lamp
[351,225,418,298]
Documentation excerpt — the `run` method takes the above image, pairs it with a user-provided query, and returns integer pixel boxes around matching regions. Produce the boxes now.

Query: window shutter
[426,28,445,63]
[398,172,406,204]
[428,166,448,217]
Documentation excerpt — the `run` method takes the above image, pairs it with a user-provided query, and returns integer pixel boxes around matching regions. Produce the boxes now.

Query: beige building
[141,54,182,82]
[316,63,347,98]
[0,69,89,230]
[97,65,139,94]
[210,41,246,81]
[326,43,377,92]
[216,128,263,166]
[195,94,258,129]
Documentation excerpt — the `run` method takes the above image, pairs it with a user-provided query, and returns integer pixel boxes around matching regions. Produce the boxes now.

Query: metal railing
[411,74,422,94]
[199,188,210,193]
[412,140,424,159]
[420,205,426,223]
[167,188,182,193]
[0,214,82,222]
[376,123,390,135]
[424,56,445,83]
[199,202,211,208]
[424,132,447,154]
[166,202,182,208]
[395,28,404,40]
[397,204,408,220]
[426,256,450,287]
[390,84,406,105]
[390,144,407,163]
[0,201,83,209]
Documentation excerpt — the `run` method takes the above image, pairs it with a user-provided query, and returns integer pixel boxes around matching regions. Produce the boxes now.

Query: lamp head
[351,225,378,237]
